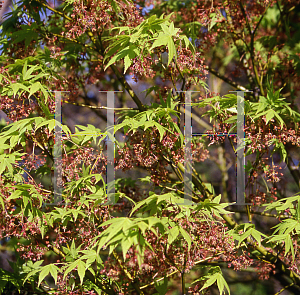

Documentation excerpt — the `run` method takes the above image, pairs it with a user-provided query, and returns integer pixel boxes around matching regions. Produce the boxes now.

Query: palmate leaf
[72,124,106,146]
[129,192,184,217]
[115,116,170,142]
[114,102,183,145]
[37,264,59,287]
[10,82,29,96]
[0,118,40,154]
[267,138,287,162]
[179,227,192,251]
[263,193,300,217]
[77,260,86,285]
[150,29,178,65]
[154,276,168,295]
[11,23,39,49]
[268,234,296,261]
[167,37,176,65]
[166,225,193,251]
[7,183,44,208]
[272,218,300,236]
[23,260,44,285]
[61,243,101,284]
[94,218,154,267]
[2,57,51,118]
[50,205,88,225]
[93,214,196,267]
[80,249,103,266]
[249,85,300,128]
[167,226,180,248]
[104,14,195,72]
[193,266,230,295]
[104,35,131,59]
[64,173,105,198]
[150,34,169,49]
[194,196,232,219]
[227,223,267,248]
[104,45,139,72]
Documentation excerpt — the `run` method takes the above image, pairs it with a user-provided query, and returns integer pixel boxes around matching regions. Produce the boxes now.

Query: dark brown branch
[206,66,248,91]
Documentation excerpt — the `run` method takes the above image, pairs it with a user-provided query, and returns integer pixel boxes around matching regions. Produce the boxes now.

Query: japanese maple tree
[0,0,300,294]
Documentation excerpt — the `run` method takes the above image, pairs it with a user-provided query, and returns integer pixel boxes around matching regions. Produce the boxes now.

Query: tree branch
[206,66,248,91]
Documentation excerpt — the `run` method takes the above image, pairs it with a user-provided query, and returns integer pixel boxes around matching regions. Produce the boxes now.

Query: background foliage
[0,0,300,294]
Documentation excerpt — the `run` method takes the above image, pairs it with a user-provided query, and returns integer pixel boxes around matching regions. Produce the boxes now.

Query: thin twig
[206,66,248,91]
[231,209,290,219]
[274,282,295,295]
[140,254,224,290]
[62,100,135,111]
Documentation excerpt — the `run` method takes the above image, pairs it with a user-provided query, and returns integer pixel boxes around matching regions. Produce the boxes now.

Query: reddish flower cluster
[255,260,276,280]
[0,68,37,122]
[63,0,143,39]
[20,152,47,171]
[116,128,174,184]
[247,187,277,205]
[62,144,107,183]
[116,123,209,185]
[191,140,210,162]
[0,0,300,293]
[206,123,233,146]
[246,122,300,154]
[130,55,158,82]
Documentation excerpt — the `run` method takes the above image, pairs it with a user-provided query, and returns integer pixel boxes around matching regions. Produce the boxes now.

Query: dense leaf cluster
[0,0,300,294]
